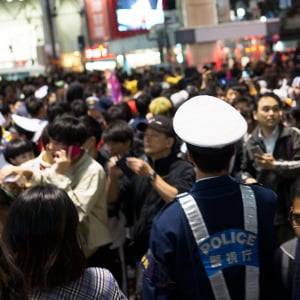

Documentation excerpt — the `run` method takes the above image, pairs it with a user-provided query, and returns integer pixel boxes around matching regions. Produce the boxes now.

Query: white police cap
[34,85,48,99]
[12,114,40,133]
[173,95,247,149]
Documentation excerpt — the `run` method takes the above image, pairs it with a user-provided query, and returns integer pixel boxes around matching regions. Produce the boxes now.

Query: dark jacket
[143,176,277,299]
[241,124,300,229]
[273,237,298,300]
[120,151,195,259]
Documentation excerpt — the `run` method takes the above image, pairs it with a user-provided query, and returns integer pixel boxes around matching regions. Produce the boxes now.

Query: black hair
[0,101,11,118]
[254,92,283,111]
[70,99,88,117]
[25,96,45,118]
[46,101,71,123]
[103,120,134,144]
[226,83,249,96]
[137,78,150,91]
[40,125,50,149]
[4,138,34,163]
[2,184,86,291]
[150,83,163,98]
[0,238,29,299]
[135,94,151,116]
[48,115,88,146]
[105,102,132,124]
[187,144,235,173]
[79,115,103,145]
[232,95,255,109]
[66,82,84,103]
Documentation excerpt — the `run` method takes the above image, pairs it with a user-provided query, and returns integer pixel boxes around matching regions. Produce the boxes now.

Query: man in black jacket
[241,92,300,244]
[107,115,195,259]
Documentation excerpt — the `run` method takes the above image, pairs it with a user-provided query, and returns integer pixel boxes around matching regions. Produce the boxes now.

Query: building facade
[0,0,297,75]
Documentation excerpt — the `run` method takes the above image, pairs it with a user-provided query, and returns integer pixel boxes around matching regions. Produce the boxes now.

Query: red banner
[85,0,110,42]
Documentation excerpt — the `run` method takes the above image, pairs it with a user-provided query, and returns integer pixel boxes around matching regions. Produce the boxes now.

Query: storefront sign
[84,44,115,61]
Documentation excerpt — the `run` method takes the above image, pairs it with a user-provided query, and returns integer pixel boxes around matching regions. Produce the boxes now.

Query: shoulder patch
[141,250,172,288]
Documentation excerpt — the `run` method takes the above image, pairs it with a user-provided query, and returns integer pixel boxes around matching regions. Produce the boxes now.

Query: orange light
[245,47,250,53]
[258,45,265,52]
[251,46,257,52]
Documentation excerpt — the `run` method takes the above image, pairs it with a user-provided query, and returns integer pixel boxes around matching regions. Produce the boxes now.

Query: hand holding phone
[116,155,134,178]
[251,145,264,156]
[54,145,82,175]
[63,145,82,159]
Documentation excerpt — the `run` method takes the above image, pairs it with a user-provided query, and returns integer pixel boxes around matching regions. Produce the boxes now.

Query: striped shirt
[31,268,127,299]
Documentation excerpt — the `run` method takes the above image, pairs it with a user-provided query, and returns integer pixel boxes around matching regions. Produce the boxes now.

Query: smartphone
[251,145,264,156]
[116,155,134,178]
[63,145,82,159]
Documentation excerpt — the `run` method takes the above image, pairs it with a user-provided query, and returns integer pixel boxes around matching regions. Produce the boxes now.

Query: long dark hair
[0,239,28,299]
[2,184,86,292]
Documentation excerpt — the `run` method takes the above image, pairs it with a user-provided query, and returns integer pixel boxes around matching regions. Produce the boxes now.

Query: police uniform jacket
[142,175,277,300]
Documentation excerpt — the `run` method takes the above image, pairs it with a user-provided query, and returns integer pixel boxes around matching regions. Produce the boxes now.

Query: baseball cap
[34,85,48,99]
[86,96,113,113]
[137,115,176,137]
[173,95,247,152]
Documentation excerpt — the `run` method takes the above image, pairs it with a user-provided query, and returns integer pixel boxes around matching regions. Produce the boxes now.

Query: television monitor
[115,0,165,32]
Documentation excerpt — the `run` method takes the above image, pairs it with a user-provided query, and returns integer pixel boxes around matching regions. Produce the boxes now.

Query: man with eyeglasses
[272,188,300,300]
[241,92,300,245]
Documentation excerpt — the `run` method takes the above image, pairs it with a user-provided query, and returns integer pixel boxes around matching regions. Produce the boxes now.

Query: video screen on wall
[116,0,165,32]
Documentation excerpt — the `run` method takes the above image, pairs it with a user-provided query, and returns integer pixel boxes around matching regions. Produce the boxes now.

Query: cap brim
[12,114,40,132]
[137,121,173,135]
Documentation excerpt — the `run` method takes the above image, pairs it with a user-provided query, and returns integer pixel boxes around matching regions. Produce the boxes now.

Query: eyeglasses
[289,208,300,228]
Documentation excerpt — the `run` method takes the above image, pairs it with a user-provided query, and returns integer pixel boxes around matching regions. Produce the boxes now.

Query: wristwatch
[148,171,157,182]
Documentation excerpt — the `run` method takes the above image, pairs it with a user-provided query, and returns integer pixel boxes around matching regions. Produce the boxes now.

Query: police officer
[142,95,278,299]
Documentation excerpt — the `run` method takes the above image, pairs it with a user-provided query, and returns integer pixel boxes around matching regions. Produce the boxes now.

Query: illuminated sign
[244,45,265,53]
[84,44,115,61]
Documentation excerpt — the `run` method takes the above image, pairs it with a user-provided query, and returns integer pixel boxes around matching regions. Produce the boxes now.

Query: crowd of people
[0,50,299,299]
